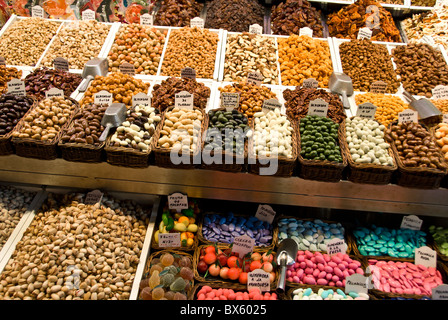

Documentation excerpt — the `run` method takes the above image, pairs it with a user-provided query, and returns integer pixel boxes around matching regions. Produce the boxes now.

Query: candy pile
[292,287,370,300]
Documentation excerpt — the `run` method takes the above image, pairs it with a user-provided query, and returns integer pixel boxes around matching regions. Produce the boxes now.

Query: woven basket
[200,108,248,173]
[297,118,347,182]
[197,211,278,250]
[188,282,280,300]
[248,115,299,177]
[286,284,376,300]
[139,249,194,300]
[11,97,79,160]
[386,121,448,189]
[153,106,205,170]
[340,117,398,185]
[431,124,448,189]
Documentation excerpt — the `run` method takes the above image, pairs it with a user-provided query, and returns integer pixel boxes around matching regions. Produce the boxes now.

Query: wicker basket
[387,121,448,189]
[248,115,299,177]
[286,284,376,300]
[11,97,79,160]
[153,106,205,170]
[431,124,448,189]
[297,118,347,182]
[200,108,248,173]
[188,282,280,300]
[340,117,398,185]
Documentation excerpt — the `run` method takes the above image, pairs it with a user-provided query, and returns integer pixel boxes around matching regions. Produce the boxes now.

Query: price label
[302,78,318,89]
[254,204,275,224]
[414,246,437,269]
[140,13,153,26]
[443,114,448,124]
[432,284,448,300]
[398,109,418,124]
[82,9,96,20]
[168,192,188,212]
[370,80,387,94]
[345,274,370,295]
[232,235,255,258]
[357,27,372,40]
[7,79,26,96]
[356,102,377,119]
[132,92,150,107]
[249,24,263,35]
[0,56,5,66]
[119,63,136,76]
[308,98,329,117]
[299,27,313,38]
[84,189,103,205]
[94,90,113,105]
[175,91,194,110]
[53,57,70,72]
[45,88,64,99]
[400,214,422,230]
[262,98,281,114]
[181,67,196,80]
[158,233,181,248]
[432,85,448,99]
[220,92,240,110]
[326,238,347,256]
[247,72,264,86]
[32,5,45,18]
[247,269,270,293]
[190,17,204,28]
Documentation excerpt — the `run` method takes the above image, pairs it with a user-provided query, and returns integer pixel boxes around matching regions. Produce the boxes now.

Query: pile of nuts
[107,24,167,75]
[392,43,448,98]
[151,77,211,112]
[0,192,149,300]
[432,99,448,113]
[41,20,111,70]
[0,66,22,95]
[218,81,278,118]
[277,35,333,87]
[80,72,150,108]
[223,33,278,85]
[155,0,203,27]
[0,94,35,136]
[380,0,404,3]
[11,96,77,142]
[25,67,82,101]
[0,17,60,66]
[411,0,436,6]
[271,0,324,38]
[161,27,219,79]
[339,39,400,93]
[60,104,108,146]
[109,105,161,152]
[204,0,265,33]
[0,186,36,251]
[283,87,346,123]
[434,122,448,162]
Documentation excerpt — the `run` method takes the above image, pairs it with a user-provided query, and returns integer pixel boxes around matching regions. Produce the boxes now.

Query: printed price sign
[45,88,64,99]
[302,78,318,89]
[175,91,194,110]
[262,98,281,114]
[119,63,135,76]
[432,85,448,99]
[326,238,347,256]
[432,284,448,300]
[357,27,372,40]
[247,269,270,293]
[84,189,103,205]
[255,204,275,224]
[249,24,263,35]
[158,233,181,248]
[400,214,422,230]
[356,102,377,119]
[415,246,437,269]
[370,80,387,94]
[398,109,418,124]
[82,9,96,20]
[190,17,204,28]
[345,274,370,295]
[299,27,313,38]
[140,13,153,26]
[0,56,5,66]
[132,92,150,107]
[168,192,188,212]
[232,235,255,258]
[247,72,264,86]
[53,57,70,72]
[7,79,26,96]
[220,92,240,111]
[181,67,196,80]
[308,98,329,117]
[94,90,113,105]
[32,5,45,18]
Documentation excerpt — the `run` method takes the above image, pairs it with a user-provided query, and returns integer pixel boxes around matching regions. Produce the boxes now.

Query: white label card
[249,24,263,35]
[247,269,270,293]
[119,63,135,76]
[94,90,113,105]
[7,78,26,96]
[84,189,103,205]
[356,102,377,119]
[370,80,387,94]
[299,27,313,38]
[82,9,96,20]
[220,92,240,110]
[158,233,181,248]
[262,98,282,114]
[255,204,275,224]
[345,274,370,295]
[232,235,255,258]
[308,98,329,117]
[181,67,196,80]
[357,27,372,40]
[400,214,422,230]
[432,284,448,300]
[0,56,5,66]
[432,85,448,99]
[175,91,194,110]
[53,57,70,72]
[247,72,264,86]
[414,246,437,269]
[140,13,153,26]
[32,5,45,18]
[398,109,418,124]
[326,238,347,256]
[45,88,64,99]
[168,192,188,212]
[302,78,318,89]
[132,92,150,107]
[190,17,204,28]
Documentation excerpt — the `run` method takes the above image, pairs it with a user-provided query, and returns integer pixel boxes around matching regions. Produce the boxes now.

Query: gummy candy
[160,273,175,287]
[179,267,194,281]
[150,264,163,275]
[148,270,160,289]
[161,253,174,266]
[170,277,187,292]
[164,291,175,300]
[140,287,152,300]
[178,256,192,268]
[164,265,179,275]
[173,292,187,300]
[152,286,165,300]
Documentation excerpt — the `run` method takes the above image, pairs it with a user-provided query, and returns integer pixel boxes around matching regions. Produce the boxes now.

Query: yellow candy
[186,238,194,247]
[187,223,198,233]
[174,223,187,232]
[154,230,160,243]
[178,216,190,227]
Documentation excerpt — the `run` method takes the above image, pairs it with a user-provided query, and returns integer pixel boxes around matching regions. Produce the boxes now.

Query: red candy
[196,286,278,300]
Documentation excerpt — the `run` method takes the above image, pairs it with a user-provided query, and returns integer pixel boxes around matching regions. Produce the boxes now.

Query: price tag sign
[45,88,64,99]
[181,67,196,80]
[400,214,422,230]
[247,72,264,86]
[432,85,448,99]
[168,192,188,212]
[254,204,275,224]
[262,98,281,114]
[232,235,255,258]
[356,102,377,119]
[175,91,194,110]
[302,78,318,89]
[84,189,103,205]
[432,284,448,300]
[53,57,70,72]
[326,238,347,256]
[299,27,313,38]
[7,79,26,96]
[414,246,437,269]
[82,9,96,20]
[0,56,5,66]
[158,233,181,248]
[140,13,153,26]
[94,90,113,105]
[249,24,263,35]
[345,274,370,295]
[398,109,418,124]
[308,98,328,117]
[247,269,270,293]
[119,63,135,76]
[132,92,150,107]
[370,80,387,94]
[357,27,372,40]
[443,114,448,124]
[220,92,240,111]
[32,5,45,18]
[190,17,204,28]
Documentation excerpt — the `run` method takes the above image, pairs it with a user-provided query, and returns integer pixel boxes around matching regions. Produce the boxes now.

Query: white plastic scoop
[276,238,299,294]
[99,103,127,142]
[329,72,354,110]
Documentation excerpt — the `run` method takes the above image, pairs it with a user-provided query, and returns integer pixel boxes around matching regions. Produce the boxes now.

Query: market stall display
[154,0,203,27]
[0,66,22,95]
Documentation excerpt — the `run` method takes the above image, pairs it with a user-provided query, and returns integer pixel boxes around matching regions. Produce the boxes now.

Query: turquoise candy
[337,289,347,298]
[387,240,395,247]
[398,252,410,258]
[359,248,367,255]
[388,249,398,257]
[349,291,359,298]
[321,290,330,299]
[395,243,403,249]
[304,288,312,296]
[379,247,388,254]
